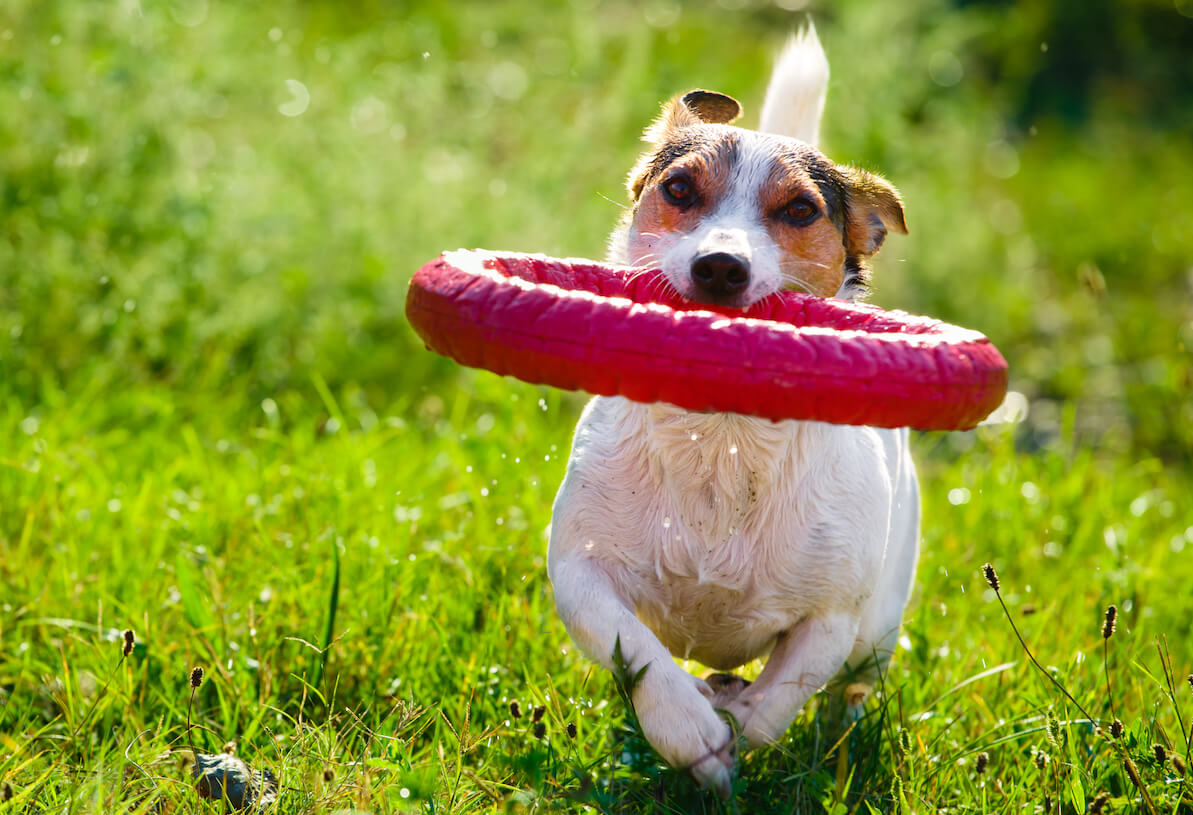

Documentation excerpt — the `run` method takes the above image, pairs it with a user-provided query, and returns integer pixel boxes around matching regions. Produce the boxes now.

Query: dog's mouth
[680,286,751,310]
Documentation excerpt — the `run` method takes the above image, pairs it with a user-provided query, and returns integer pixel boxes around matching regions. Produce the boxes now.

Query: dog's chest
[623,504,823,666]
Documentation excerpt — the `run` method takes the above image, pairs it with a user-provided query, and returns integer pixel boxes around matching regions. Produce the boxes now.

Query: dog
[547,26,918,796]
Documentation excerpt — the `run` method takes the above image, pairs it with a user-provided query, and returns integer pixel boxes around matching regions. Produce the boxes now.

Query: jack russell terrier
[548,26,918,796]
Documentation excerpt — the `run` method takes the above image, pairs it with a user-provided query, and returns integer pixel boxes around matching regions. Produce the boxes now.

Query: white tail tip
[757,23,829,147]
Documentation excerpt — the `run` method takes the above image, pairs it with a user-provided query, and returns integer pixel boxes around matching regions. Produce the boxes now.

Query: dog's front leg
[550,554,735,795]
[723,611,862,749]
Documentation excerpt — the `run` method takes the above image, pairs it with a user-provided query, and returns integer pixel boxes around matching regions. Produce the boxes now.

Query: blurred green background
[3,0,1191,456]
[3,1,1193,809]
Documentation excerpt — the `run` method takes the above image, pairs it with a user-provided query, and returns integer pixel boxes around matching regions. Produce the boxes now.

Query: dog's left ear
[838,166,908,257]
[644,89,742,143]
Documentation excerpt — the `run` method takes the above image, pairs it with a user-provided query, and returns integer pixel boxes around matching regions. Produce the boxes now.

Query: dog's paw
[632,668,735,796]
[688,738,735,798]
[722,690,787,750]
[703,672,752,709]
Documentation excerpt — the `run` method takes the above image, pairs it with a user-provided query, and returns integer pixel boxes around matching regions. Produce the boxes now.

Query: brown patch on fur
[628,126,739,211]
[765,217,846,297]
[628,89,742,200]
[760,153,847,297]
[837,166,908,257]
[631,135,739,235]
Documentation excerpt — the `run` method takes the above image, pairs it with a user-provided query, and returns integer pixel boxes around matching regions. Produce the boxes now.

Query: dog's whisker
[777,258,831,271]
[597,192,629,210]
[625,265,664,287]
[777,273,816,295]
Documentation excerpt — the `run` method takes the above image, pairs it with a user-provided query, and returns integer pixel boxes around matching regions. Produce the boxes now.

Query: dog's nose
[690,252,751,301]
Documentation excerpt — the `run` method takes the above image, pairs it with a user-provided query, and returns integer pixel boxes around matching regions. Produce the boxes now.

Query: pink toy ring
[405,249,1008,430]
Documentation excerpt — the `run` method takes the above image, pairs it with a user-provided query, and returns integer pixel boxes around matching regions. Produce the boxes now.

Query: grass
[2,0,1193,812]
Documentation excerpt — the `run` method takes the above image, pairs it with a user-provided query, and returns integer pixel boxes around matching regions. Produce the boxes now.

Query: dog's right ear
[643,89,742,144]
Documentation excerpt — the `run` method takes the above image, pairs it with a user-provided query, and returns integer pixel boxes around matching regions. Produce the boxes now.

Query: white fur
[548,26,919,797]
[758,24,830,146]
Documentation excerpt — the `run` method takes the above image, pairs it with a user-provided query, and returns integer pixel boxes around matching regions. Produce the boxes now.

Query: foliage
[1,0,1191,812]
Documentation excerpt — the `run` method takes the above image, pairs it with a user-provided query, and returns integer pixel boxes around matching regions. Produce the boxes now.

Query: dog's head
[622,90,907,307]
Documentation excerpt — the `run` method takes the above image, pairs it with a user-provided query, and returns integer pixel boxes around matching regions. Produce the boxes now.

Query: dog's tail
[757,23,829,148]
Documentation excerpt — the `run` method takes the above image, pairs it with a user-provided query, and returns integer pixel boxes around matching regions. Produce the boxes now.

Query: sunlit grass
[2,0,1192,811]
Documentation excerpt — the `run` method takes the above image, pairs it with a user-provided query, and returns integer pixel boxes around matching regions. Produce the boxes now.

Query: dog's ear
[838,166,908,257]
[643,89,742,144]
[679,90,742,125]
[629,91,742,200]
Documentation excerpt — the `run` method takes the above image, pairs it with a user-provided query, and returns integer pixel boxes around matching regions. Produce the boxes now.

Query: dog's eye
[779,197,818,225]
[661,177,694,206]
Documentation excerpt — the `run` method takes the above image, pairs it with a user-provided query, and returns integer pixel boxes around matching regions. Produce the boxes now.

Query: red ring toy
[405,249,1007,430]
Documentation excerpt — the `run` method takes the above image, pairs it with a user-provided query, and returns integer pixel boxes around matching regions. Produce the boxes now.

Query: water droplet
[278,79,310,117]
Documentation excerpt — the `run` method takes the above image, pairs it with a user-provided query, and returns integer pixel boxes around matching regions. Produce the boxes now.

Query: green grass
[3,0,1193,812]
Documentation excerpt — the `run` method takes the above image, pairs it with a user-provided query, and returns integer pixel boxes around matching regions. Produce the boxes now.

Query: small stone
[193,752,278,809]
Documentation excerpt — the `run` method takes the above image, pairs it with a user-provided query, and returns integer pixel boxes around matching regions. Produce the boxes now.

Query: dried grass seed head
[1109,718,1124,739]
[190,666,205,688]
[1089,791,1110,814]
[1154,744,1167,763]
[509,700,522,719]
[122,629,136,657]
[982,563,1000,592]
[566,721,577,739]
[533,721,546,739]
[532,705,546,723]
[975,752,989,774]
[1173,755,1186,775]
[1102,605,1117,639]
